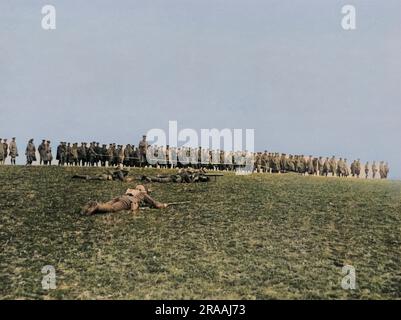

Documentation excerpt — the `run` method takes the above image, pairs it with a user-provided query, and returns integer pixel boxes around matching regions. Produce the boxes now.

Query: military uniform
[82,185,167,215]
[25,139,36,165]
[0,139,4,164]
[9,138,18,165]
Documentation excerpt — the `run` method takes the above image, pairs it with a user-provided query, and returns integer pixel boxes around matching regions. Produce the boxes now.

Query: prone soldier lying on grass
[81,185,168,215]
[72,165,135,182]
[141,168,221,183]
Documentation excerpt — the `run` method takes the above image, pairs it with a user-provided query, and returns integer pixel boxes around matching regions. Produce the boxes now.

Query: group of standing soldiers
[0,136,391,179]
[0,137,18,165]
[254,153,389,179]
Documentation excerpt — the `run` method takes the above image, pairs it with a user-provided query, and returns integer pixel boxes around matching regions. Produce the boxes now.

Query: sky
[0,0,400,178]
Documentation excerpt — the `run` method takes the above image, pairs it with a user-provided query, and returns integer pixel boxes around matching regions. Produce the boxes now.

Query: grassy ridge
[0,165,400,299]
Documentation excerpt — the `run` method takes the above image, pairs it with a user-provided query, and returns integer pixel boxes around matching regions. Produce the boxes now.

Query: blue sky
[1,0,400,178]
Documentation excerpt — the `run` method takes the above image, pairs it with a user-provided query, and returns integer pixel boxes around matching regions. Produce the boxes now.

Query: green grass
[0,165,400,299]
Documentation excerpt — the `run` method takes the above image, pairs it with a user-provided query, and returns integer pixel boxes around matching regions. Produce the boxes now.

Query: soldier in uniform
[56,142,62,165]
[307,155,314,175]
[81,185,169,216]
[379,161,385,179]
[254,152,262,173]
[336,158,344,177]
[280,154,287,173]
[70,143,78,166]
[46,141,53,165]
[322,157,330,176]
[364,161,370,179]
[142,168,210,183]
[107,143,114,167]
[2,139,8,164]
[38,140,46,165]
[138,135,148,167]
[66,143,72,165]
[117,145,124,166]
[372,161,378,179]
[355,159,361,178]
[287,154,295,172]
[329,156,337,176]
[0,139,4,165]
[25,139,36,165]
[318,157,324,176]
[343,159,350,177]
[88,142,97,166]
[350,160,356,177]
[9,137,18,165]
[384,162,389,179]
[77,143,85,166]
[72,164,134,182]
[94,142,101,167]
[99,144,107,167]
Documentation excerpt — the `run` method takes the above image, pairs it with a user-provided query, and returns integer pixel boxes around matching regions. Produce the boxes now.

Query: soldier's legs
[95,200,129,213]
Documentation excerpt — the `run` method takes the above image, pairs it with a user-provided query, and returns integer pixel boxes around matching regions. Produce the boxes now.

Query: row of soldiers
[254,153,389,179]
[0,138,18,165]
[1,137,391,179]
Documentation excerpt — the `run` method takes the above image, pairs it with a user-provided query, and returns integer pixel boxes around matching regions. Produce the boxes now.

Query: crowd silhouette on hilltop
[0,136,390,179]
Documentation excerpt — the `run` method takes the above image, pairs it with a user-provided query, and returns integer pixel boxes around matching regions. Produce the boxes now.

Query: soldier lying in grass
[141,168,212,183]
[81,185,168,215]
[72,164,135,182]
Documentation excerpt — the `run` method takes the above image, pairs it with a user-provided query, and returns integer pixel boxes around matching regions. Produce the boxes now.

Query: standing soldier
[318,156,324,176]
[336,158,344,177]
[379,161,385,179]
[350,160,356,177]
[56,142,62,165]
[100,144,108,167]
[384,162,389,179]
[138,135,148,168]
[107,143,114,166]
[38,139,47,165]
[307,155,314,175]
[254,152,262,173]
[94,142,101,167]
[45,141,53,165]
[65,143,72,166]
[355,159,361,178]
[372,161,378,179]
[117,145,124,166]
[329,156,337,176]
[88,142,97,166]
[344,159,350,177]
[0,139,4,165]
[364,161,370,179]
[25,139,36,165]
[9,137,18,165]
[3,139,8,164]
[71,143,79,166]
[78,143,85,166]
[322,157,330,177]
[287,154,295,172]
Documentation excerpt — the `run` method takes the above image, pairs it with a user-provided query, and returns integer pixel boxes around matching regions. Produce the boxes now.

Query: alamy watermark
[145,121,255,174]
[341,265,356,290]
[41,265,56,290]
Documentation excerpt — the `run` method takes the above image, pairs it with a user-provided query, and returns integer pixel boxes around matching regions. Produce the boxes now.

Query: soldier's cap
[47,141,51,143]
[12,137,16,139]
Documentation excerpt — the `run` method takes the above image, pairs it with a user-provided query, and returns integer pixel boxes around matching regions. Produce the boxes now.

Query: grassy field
[0,165,400,300]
